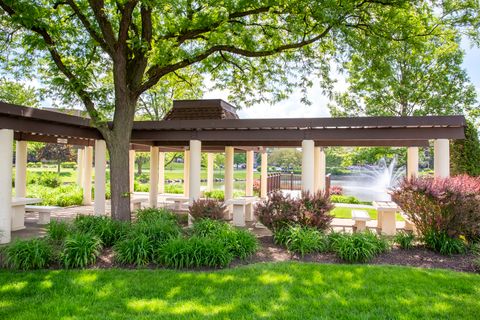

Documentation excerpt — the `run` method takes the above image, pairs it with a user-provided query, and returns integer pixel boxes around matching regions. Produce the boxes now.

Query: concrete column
[15,140,27,198]
[149,146,159,207]
[407,147,419,180]
[0,129,13,244]
[314,147,326,193]
[76,147,84,186]
[129,150,135,193]
[82,146,93,205]
[434,139,450,178]
[245,150,254,196]
[158,151,165,194]
[189,140,202,202]
[260,151,268,199]
[225,146,234,201]
[206,153,214,192]
[183,150,190,197]
[302,140,315,193]
[94,140,106,216]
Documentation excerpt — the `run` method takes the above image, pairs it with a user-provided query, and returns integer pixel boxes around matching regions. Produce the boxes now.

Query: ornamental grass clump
[3,239,53,270]
[274,225,328,256]
[47,220,72,242]
[391,175,480,253]
[114,234,155,266]
[394,231,415,249]
[73,215,127,247]
[61,233,102,268]
[254,191,333,231]
[330,231,390,263]
[136,208,177,224]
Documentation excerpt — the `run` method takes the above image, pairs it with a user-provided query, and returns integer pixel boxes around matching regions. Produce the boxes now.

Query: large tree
[0,78,39,107]
[0,1,476,220]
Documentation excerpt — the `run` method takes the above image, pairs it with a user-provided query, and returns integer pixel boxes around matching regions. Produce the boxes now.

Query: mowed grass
[331,207,404,221]
[0,262,479,319]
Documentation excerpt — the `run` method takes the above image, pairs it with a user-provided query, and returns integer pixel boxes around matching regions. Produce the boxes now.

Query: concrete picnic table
[372,201,398,235]
[224,196,258,227]
[165,196,190,210]
[11,197,42,231]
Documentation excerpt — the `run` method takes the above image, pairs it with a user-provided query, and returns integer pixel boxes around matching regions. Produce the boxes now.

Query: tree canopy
[0,79,39,107]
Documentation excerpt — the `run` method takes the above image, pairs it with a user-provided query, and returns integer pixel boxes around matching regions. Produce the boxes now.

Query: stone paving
[12,194,406,241]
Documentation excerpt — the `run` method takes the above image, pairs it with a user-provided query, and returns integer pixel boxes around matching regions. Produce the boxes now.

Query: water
[331,157,405,202]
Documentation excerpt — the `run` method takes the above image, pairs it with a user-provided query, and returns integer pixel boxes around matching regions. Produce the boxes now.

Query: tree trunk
[107,135,132,221]
[57,161,61,174]
[137,160,142,175]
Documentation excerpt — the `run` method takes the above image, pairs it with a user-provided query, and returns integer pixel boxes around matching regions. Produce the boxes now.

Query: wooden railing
[266,173,281,193]
[265,172,332,195]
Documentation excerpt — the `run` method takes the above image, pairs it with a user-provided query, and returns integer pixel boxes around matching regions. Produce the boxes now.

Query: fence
[265,173,332,195]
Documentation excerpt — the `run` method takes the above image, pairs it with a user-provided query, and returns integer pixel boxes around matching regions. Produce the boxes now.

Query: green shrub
[61,162,77,169]
[473,258,480,273]
[192,219,258,259]
[134,182,149,192]
[61,233,102,268]
[73,215,127,247]
[36,172,61,188]
[274,225,328,256]
[189,199,226,221]
[331,232,390,263]
[136,208,177,224]
[471,242,480,256]
[423,230,467,256]
[394,231,415,249]
[156,237,233,269]
[47,220,72,242]
[204,190,225,200]
[3,239,53,270]
[451,120,480,177]
[164,184,183,194]
[331,195,360,204]
[114,234,154,266]
[27,162,42,168]
[27,185,83,207]
[131,219,181,245]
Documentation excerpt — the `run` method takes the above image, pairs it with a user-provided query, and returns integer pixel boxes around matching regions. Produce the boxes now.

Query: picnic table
[372,201,398,235]
[11,197,42,231]
[165,196,190,210]
[224,197,258,227]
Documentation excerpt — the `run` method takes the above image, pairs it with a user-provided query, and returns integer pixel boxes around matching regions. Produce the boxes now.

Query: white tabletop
[11,197,42,206]
[225,196,258,205]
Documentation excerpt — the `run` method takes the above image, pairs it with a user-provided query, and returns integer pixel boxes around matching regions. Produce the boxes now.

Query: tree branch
[87,0,116,51]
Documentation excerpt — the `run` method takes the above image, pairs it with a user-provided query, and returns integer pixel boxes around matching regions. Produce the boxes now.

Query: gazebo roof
[0,99,466,150]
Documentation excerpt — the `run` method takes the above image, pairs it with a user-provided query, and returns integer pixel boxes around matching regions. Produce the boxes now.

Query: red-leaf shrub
[391,175,480,242]
[254,191,334,231]
[329,185,344,196]
[189,199,226,220]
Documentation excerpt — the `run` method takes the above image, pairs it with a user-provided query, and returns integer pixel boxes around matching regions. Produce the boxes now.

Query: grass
[331,207,404,221]
[0,262,479,319]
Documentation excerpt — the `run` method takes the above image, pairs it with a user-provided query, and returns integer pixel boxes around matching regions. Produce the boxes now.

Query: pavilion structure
[0,99,466,243]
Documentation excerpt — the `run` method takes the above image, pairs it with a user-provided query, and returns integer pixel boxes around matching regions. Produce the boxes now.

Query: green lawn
[331,207,404,221]
[0,262,478,319]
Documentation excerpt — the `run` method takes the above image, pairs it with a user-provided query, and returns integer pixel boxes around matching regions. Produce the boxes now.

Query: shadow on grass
[0,262,479,319]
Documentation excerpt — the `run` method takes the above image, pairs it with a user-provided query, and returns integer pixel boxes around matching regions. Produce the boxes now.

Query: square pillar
[314,147,326,193]
[0,129,13,244]
[76,147,84,186]
[189,140,202,202]
[206,153,214,192]
[260,151,268,199]
[158,151,165,194]
[225,147,234,201]
[15,140,28,198]
[302,140,315,193]
[129,149,135,193]
[94,140,106,216]
[407,147,419,180]
[82,146,93,205]
[434,139,450,178]
[245,150,254,196]
[183,150,190,197]
[149,146,159,208]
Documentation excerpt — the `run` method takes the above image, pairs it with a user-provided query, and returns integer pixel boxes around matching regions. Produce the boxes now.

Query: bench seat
[25,205,61,225]
[352,209,371,232]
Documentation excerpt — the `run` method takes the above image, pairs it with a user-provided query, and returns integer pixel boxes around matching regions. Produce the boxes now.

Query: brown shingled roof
[164,99,239,120]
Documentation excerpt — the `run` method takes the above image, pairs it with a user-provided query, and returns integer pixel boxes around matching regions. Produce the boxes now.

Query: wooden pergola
[0,99,466,243]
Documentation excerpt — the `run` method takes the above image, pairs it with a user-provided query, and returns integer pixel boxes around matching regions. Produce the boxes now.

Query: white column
[407,147,419,180]
[189,140,202,202]
[260,151,268,199]
[15,140,27,198]
[76,147,84,186]
[82,146,93,205]
[129,150,135,193]
[94,140,106,216]
[158,151,165,194]
[245,150,254,196]
[206,153,214,192]
[225,147,234,201]
[314,147,326,193]
[434,139,450,178]
[0,129,13,244]
[302,140,315,193]
[149,146,159,207]
[183,150,190,197]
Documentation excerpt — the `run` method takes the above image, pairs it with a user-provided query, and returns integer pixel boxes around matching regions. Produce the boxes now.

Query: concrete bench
[131,198,146,211]
[352,209,371,232]
[224,197,258,227]
[165,196,190,210]
[25,205,60,225]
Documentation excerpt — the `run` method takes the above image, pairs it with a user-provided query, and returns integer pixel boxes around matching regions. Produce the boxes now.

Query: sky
[204,40,480,119]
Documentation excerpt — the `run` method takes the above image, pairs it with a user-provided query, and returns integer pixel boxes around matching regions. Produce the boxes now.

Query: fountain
[331,157,405,201]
